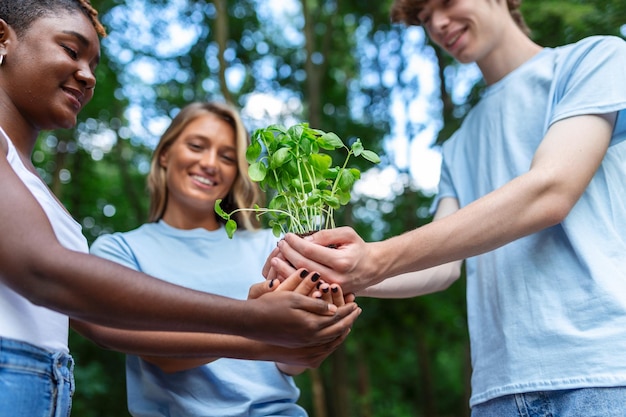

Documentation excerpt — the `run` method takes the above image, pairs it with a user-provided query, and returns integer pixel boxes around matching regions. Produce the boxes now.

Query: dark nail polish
[311,273,320,282]
[331,286,338,293]
[322,286,329,293]
[300,270,309,278]
[316,282,322,289]
[269,279,274,288]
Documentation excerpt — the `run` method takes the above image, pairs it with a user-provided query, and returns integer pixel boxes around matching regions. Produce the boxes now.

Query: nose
[429,9,450,32]
[76,66,96,91]
[199,149,219,173]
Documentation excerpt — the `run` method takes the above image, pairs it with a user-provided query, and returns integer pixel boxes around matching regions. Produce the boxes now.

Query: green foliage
[216,123,380,237]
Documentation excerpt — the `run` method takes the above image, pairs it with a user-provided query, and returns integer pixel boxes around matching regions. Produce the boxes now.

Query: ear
[158,148,169,169]
[0,19,11,55]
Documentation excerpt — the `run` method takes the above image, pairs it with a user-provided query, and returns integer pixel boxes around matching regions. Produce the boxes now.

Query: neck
[161,207,221,231]
[477,29,543,85]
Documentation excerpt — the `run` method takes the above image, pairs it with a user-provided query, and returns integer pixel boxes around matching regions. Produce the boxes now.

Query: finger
[277,238,336,282]
[344,292,356,304]
[270,256,300,281]
[275,268,310,292]
[248,278,278,299]
[300,226,356,248]
[262,246,282,278]
[330,283,345,306]
[291,272,322,296]
[318,283,332,303]
[312,304,361,343]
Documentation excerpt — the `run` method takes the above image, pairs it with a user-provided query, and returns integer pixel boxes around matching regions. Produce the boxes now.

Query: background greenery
[36,1,625,415]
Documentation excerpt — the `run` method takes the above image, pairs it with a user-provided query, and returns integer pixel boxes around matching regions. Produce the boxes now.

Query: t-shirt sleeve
[429,156,457,215]
[549,36,626,141]
[90,233,140,271]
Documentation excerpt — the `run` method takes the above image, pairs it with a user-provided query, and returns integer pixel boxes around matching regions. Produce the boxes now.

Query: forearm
[32,248,254,333]
[72,320,330,372]
[358,260,462,298]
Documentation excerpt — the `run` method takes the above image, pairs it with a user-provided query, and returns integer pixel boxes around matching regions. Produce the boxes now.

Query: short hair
[390,0,530,37]
[0,0,106,38]
[147,102,264,231]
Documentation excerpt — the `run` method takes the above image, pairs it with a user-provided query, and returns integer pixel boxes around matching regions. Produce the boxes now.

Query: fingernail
[316,282,322,289]
[322,286,329,293]
[331,286,338,293]
[311,273,320,282]
[300,269,309,278]
[269,279,274,288]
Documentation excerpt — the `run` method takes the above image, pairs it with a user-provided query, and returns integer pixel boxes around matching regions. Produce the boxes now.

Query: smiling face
[416,0,510,64]
[159,113,239,230]
[0,10,100,140]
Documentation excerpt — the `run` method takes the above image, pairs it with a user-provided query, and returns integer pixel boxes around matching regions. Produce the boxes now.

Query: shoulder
[556,35,626,61]
[90,223,155,258]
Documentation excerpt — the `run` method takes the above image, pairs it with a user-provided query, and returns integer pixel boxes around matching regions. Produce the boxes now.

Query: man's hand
[266,227,376,294]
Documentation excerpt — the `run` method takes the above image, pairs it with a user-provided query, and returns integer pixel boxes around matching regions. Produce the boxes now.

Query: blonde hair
[147,102,263,230]
[390,0,531,37]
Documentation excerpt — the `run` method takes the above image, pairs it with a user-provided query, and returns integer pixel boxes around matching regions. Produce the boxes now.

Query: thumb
[248,278,278,300]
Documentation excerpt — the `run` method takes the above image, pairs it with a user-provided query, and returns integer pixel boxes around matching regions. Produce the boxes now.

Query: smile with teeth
[446,31,463,48]
[192,175,215,186]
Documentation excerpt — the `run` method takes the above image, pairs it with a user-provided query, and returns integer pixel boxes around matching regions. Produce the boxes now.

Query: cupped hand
[270,227,376,294]
[244,267,361,349]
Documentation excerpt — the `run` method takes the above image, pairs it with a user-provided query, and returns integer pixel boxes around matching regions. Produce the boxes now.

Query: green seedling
[216,122,380,238]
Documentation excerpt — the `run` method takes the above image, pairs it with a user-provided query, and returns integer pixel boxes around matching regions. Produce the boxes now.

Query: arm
[71,269,357,373]
[272,113,616,294]
[0,150,359,348]
[358,197,462,298]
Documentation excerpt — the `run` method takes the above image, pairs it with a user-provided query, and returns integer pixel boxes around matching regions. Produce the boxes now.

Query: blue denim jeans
[0,337,75,417]
[471,387,626,417]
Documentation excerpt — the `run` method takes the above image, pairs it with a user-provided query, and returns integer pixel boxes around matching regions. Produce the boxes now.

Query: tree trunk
[213,0,234,104]
[309,368,327,417]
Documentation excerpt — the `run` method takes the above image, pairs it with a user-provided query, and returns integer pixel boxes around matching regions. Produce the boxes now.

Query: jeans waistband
[0,337,74,371]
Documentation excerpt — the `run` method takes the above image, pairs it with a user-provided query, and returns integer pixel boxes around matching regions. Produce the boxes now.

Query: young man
[268,0,626,415]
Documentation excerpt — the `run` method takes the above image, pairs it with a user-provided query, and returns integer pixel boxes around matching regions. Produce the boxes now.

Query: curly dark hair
[390,0,530,37]
[0,0,106,37]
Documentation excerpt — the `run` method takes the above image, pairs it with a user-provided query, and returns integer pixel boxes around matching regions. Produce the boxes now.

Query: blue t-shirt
[433,36,626,406]
[91,221,307,417]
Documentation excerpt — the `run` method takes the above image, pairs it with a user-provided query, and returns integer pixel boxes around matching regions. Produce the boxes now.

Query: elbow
[535,194,575,228]
[439,261,462,290]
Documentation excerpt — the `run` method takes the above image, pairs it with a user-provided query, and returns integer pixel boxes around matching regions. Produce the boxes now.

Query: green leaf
[245,141,262,164]
[337,169,356,192]
[271,223,283,237]
[306,190,322,205]
[248,162,267,182]
[337,189,351,205]
[361,149,381,164]
[322,194,341,209]
[214,199,229,220]
[351,139,364,156]
[318,132,344,150]
[271,147,291,167]
[225,219,237,239]
[310,153,332,174]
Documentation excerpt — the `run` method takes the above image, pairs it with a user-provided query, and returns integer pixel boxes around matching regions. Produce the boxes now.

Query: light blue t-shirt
[91,221,307,417]
[433,36,626,406]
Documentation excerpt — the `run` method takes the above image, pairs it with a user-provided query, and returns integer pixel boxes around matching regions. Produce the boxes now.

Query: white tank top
[0,127,88,353]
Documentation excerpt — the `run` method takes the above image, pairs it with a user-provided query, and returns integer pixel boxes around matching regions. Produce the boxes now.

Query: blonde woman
[83,102,351,416]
